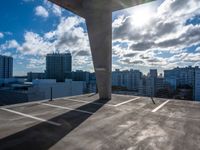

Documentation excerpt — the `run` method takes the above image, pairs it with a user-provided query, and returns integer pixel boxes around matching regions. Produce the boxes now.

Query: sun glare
[129,5,154,27]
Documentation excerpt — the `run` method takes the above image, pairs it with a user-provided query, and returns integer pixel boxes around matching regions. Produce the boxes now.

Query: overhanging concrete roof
[48,0,154,17]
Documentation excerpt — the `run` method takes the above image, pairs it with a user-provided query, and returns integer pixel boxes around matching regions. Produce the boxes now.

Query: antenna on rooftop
[50,87,53,101]
[55,49,60,54]
[150,61,156,105]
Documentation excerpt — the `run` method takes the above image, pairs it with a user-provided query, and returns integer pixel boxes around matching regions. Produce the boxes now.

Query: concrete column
[83,1,112,100]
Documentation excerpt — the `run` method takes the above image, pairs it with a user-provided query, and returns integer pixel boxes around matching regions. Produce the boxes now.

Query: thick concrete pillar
[83,1,112,100]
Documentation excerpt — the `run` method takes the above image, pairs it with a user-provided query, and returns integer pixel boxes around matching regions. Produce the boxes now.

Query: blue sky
[0,0,200,76]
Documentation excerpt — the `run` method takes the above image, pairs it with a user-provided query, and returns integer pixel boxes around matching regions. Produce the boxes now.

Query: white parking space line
[114,97,140,107]
[40,103,93,115]
[112,94,136,98]
[66,93,95,99]
[67,98,114,107]
[0,108,61,126]
[152,100,170,112]
[67,97,141,107]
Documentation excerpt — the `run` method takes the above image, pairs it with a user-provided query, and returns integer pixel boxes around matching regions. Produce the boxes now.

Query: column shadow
[0,98,110,150]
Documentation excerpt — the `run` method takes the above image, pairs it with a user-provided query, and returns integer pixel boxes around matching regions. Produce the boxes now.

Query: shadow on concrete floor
[0,98,109,150]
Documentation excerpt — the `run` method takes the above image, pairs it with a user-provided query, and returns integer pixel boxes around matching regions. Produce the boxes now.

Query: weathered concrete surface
[0,94,200,150]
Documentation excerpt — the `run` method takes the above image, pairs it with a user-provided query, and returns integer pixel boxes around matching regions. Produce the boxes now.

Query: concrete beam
[111,0,154,12]
[48,0,155,16]
[48,0,84,17]
[83,1,112,100]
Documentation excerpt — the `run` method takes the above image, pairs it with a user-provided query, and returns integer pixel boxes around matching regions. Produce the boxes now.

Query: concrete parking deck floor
[0,94,200,150]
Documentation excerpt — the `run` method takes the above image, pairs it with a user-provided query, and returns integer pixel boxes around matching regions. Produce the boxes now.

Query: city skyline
[1,53,200,76]
[0,0,200,76]
[1,1,200,149]
[1,51,200,101]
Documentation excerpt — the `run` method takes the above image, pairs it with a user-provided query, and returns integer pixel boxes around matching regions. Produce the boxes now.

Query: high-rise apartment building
[0,55,13,78]
[27,72,46,82]
[146,77,155,96]
[71,70,90,83]
[164,66,200,100]
[127,70,142,91]
[195,68,200,101]
[150,69,157,78]
[112,69,126,87]
[112,69,142,91]
[46,53,72,82]
[139,69,165,97]
[164,66,195,88]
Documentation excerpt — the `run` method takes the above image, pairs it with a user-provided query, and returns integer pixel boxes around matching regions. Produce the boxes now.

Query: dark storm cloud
[155,21,178,37]
[130,41,154,51]
[76,50,90,56]
[147,58,161,63]
[113,17,143,41]
[124,53,138,57]
[121,58,144,65]
[140,55,150,59]
[56,32,80,49]
[170,0,189,12]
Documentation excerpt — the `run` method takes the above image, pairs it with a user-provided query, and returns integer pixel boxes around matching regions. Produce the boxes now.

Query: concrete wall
[0,90,28,105]
[29,79,86,100]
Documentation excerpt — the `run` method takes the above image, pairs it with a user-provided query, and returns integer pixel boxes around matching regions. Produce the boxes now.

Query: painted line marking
[112,94,136,98]
[67,98,114,107]
[0,93,95,109]
[67,97,141,107]
[40,103,93,115]
[0,108,61,126]
[152,100,170,112]
[114,97,140,107]
[66,93,95,99]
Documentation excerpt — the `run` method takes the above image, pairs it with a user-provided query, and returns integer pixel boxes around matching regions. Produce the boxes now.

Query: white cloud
[2,52,12,57]
[18,32,54,56]
[112,15,126,29]
[44,16,89,53]
[3,16,88,56]
[1,16,91,70]
[35,6,49,18]
[2,0,200,72]
[0,32,4,38]
[52,4,62,16]
[26,57,45,69]
[1,40,20,49]
[195,47,200,52]
[43,0,62,17]
[112,0,200,69]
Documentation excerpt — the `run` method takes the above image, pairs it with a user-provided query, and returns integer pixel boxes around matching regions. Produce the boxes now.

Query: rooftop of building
[0,55,13,58]
[0,94,200,150]
[46,52,72,56]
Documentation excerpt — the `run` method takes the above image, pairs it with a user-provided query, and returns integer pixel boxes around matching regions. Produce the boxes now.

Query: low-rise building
[27,72,46,82]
